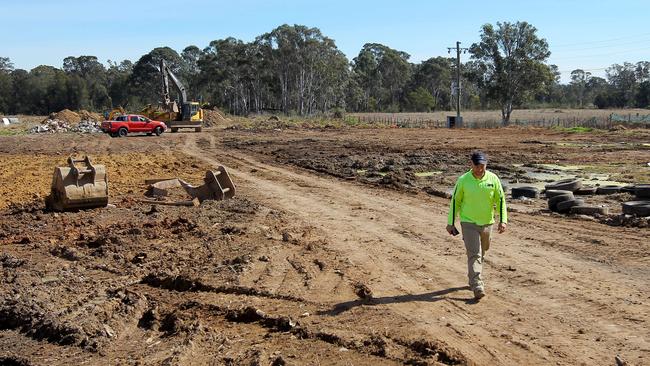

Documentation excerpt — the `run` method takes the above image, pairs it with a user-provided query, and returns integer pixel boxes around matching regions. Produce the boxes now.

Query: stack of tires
[622,184,650,217]
[544,179,609,215]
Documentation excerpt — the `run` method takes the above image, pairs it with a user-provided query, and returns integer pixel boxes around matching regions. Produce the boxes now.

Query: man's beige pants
[460,222,493,291]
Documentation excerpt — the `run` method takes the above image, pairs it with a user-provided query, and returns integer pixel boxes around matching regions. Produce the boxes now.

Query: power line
[553,37,650,52]
[550,47,650,60]
[557,67,609,73]
[551,32,650,48]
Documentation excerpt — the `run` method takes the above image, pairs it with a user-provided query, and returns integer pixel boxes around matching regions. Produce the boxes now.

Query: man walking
[446,151,507,300]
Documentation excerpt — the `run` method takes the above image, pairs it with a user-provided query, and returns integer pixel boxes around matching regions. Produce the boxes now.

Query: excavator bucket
[47,156,109,211]
[179,167,236,202]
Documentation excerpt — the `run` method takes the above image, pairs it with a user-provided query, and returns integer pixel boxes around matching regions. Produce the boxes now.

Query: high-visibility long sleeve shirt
[447,170,507,226]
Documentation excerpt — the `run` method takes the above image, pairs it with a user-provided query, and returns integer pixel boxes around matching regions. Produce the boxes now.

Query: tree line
[0,22,649,123]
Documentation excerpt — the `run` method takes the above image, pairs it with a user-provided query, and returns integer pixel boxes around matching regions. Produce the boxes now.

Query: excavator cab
[182,102,202,122]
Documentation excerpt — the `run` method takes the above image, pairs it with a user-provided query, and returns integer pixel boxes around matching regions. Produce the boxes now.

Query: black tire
[596,185,621,195]
[548,193,574,212]
[570,205,609,215]
[574,186,597,195]
[634,184,650,199]
[557,199,584,213]
[545,189,573,198]
[545,178,582,192]
[620,185,637,194]
[511,186,539,199]
[117,127,128,137]
[621,201,650,216]
[154,126,163,136]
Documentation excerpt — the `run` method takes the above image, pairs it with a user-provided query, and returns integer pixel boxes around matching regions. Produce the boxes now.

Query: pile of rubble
[30,119,101,134]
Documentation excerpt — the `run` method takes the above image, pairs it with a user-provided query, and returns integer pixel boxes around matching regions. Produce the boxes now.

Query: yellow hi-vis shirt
[447,170,508,226]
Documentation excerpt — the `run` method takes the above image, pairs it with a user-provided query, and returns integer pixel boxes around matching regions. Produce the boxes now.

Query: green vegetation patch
[0,129,26,136]
[553,126,597,133]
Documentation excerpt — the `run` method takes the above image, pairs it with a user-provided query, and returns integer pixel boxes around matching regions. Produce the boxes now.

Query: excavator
[141,59,203,132]
[105,106,126,121]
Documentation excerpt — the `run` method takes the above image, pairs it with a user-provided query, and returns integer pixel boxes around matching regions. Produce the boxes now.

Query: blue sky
[2,0,650,83]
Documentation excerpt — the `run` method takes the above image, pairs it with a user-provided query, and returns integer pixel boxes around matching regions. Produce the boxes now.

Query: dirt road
[182,132,649,365]
[1,128,648,365]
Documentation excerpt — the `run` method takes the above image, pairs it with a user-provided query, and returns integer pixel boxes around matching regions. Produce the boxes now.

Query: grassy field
[349,108,650,126]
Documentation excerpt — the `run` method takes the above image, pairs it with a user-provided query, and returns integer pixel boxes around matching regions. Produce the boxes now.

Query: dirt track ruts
[182,132,649,365]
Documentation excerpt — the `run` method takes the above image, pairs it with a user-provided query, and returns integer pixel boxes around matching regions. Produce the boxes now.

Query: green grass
[553,126,597,133]
[0,129,27,136]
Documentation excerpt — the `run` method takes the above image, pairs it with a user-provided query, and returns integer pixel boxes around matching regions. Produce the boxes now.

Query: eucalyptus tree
[569,69,591,108]
[0,57,13,113]
[256,24,349,115]
[63,56,109,110]
[409,56,453,110]
[129,47,184,107]
[469,21,552,124]
[352,43,411,111]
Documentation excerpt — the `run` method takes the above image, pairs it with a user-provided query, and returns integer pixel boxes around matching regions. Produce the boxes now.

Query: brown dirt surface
[1,126,649,365]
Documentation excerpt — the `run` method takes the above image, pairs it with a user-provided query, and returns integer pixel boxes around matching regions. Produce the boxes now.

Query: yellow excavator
[105,106,126,121]
[141,59,203,132]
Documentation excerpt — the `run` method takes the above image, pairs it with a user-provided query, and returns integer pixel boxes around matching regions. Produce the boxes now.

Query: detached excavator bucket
[179,167,235,202]
[48,156,109,211]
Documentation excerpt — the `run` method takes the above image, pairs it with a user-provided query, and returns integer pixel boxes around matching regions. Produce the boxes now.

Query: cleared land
[0,122,649,365]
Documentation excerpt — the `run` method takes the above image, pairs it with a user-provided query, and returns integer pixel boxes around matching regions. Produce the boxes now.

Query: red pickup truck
[101,114,167,137]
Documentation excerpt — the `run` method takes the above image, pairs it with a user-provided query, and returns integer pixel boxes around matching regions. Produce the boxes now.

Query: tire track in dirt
[180,133,649,365]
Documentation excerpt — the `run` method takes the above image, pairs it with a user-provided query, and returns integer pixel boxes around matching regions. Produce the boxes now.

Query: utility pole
[447,41,469,123]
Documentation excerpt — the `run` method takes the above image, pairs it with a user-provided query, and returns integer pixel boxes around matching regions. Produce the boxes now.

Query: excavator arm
[159,59,187,106]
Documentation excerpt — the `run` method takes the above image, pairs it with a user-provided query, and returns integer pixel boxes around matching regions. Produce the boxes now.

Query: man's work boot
[473,287,486,300]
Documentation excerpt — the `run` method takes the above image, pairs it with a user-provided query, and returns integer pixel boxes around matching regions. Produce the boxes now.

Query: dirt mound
[42,110,102,124]
[78,110,103,122]
[203,108,230,127]
[46,109,81,124]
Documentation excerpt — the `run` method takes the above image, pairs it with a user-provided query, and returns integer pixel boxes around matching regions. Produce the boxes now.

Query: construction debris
[1,116,20,125]
[30,119,101,134]
[29,109,103,133]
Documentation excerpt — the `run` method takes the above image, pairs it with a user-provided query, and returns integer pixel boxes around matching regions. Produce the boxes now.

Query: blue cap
[471,151,488,165]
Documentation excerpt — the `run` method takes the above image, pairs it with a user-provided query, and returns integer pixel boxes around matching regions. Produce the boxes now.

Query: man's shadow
[319,285,477,316]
